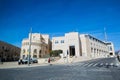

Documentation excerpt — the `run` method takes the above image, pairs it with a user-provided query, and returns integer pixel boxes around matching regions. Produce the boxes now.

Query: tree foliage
[50,50,63,57]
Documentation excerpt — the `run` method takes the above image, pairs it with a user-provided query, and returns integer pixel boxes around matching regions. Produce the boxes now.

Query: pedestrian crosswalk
[69,62,118,68]
[92,63,98,67]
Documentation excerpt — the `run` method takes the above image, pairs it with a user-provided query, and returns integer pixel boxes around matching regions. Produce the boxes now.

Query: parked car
[32,58,38,63]
[18,58,38,65]
[22,59,28,64]
[18,59,28,64]
[18,59,23,65]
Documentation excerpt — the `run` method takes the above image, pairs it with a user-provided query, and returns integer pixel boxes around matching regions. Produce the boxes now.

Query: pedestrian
[48,58,50,63]
[117,55,120,62]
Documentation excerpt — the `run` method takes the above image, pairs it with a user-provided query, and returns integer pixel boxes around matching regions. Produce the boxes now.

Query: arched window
[23,55,25,59]
[34,49,37,54]
[33,55,37,58]
[39,50,41,58]
[23,49,25,53]
[39,50,41,54]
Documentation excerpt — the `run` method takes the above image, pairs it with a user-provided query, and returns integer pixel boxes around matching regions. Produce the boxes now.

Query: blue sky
[0,0,120,51]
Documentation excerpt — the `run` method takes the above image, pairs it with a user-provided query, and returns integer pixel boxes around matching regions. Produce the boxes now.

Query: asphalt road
[0,57,120,80]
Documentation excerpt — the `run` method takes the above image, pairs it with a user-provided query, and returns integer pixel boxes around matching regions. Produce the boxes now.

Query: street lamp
[28,28,32,66]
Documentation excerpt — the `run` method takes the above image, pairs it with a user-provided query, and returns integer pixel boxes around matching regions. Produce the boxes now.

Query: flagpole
[28,28,32,66]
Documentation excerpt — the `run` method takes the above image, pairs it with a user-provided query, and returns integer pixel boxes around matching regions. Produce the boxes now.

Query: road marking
[79,63,87,67]
[79,63,85,66]
[83,63,91,67]
[92,63,98,67]
[100,63,104,66]
[87,63,94,67]
[110,63,114,66]
[105,63,108,65]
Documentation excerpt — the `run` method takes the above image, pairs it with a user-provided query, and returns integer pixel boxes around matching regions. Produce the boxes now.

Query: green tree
[50,50,63,57]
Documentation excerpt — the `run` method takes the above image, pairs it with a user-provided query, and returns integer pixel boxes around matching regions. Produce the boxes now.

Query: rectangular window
[91,43,92,45]
[55,40,59,44]
[91,48,93,53]
[109,46,112,51]
[23,55,25,59]
[61,40,64,43]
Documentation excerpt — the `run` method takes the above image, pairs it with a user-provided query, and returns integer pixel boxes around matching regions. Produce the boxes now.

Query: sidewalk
[0,57,89,69]
[0,58,60,69]
[1,57,114,69]
[0,62,49,69]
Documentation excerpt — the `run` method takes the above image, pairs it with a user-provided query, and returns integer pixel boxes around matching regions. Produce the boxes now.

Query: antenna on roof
[104,27,107,42]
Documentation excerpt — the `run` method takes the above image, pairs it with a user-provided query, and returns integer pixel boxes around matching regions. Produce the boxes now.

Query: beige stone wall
[52,32,81,57]
[52,36,66,53]
[106,42,115,56]
[80,34,110,58]
[80,35,88,57]
[21,33,51,59]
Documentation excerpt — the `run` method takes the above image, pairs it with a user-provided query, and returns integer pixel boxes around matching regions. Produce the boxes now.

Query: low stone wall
[38,57,60,64]
[56,56,93,64]
[38,58,48,64]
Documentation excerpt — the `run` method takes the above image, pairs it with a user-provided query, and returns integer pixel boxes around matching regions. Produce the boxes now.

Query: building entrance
[69,46,75,56]
[110,53,113,55]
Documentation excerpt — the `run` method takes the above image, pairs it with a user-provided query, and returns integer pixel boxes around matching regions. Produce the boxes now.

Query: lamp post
[28,28,32,66]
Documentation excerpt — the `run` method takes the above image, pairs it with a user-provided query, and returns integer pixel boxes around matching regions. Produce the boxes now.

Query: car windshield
[32,58,37,60]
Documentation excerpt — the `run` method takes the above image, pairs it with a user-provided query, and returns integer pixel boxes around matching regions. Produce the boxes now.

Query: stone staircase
[55,56,92,64]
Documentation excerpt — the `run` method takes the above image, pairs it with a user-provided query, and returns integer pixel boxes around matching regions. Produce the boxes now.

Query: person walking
[48,58,50,63]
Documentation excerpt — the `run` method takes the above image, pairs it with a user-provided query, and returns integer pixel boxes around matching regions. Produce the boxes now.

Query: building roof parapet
[52,36,64,39]
[81,34,109,45]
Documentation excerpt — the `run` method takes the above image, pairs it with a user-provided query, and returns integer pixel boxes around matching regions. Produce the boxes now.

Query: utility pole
[28,28,32,66]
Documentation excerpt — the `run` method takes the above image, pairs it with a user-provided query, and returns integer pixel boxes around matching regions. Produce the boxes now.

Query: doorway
[69,46,75,56]
[110,53,113,55]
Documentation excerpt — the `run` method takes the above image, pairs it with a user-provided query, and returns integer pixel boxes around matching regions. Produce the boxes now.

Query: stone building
[106,42,115,57]
[52,32,81,57]
[52,32,115,58]
[20,33,51,59]
[0,41,20,62]
[80,34,115,58]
